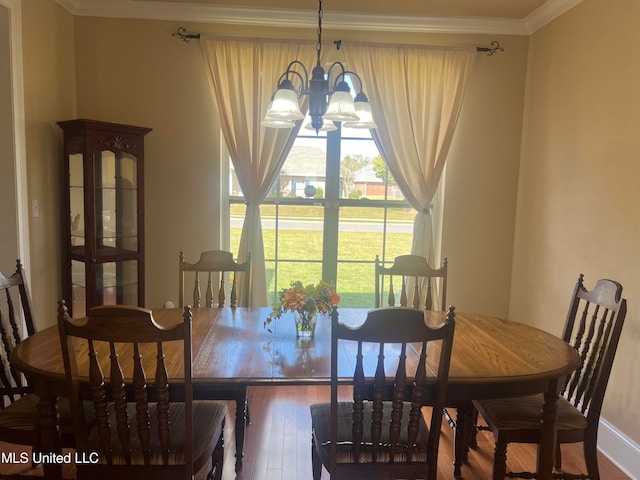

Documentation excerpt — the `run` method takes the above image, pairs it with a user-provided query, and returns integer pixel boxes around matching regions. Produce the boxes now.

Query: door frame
[1,0,30,278]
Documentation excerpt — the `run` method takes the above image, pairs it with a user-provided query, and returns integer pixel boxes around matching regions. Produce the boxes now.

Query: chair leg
[208,430,225,480]
[555,443,562,471]
[470,407,480,449]
[311,436,322,480]
[453,403,474,478]
[584,439,600,480]
[493,440,508,480]
[428,455,438,480]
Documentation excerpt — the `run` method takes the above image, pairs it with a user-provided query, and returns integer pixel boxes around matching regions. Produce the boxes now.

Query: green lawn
[231,226,413,308]
[230,203,415,222]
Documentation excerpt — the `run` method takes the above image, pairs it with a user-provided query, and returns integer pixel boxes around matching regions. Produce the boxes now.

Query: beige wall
[21,0,76,324]
[511,0,640,445]
[443,37,528,317]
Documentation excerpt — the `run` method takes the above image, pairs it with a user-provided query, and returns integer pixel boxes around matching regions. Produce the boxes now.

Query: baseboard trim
[599,417,640,479]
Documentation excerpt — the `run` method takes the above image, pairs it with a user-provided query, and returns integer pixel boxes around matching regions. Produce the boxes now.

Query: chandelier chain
[316,0,323,64]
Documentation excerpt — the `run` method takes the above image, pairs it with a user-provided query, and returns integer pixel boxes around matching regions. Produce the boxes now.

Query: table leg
[195,384,249,471]
[537,384,560,480]
[452,403,473,478]
[234,388,248,471]
[36,391,62,480]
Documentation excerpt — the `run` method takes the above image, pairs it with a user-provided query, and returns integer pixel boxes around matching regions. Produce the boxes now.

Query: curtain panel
[344,44,476,263]
[201,38,318,307]
[344,44,476,305]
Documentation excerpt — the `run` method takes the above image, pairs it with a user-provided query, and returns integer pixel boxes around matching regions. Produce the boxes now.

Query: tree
[372,155,396,186]
[340,154,370,197]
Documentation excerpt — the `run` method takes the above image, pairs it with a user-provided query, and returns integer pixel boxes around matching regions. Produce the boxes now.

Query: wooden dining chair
[310,306,456,480]
[57,302,227,480]
[0,259,78,453]
[374,255,467,445]
[179,250,251,308]
[374,254,447,310]
[179,249,252,470]
[473,275,627,480]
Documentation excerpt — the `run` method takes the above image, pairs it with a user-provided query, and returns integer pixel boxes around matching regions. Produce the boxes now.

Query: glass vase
[294,310,317,340]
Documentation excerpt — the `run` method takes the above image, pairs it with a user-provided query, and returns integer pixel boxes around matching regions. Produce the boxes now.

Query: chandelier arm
[284,60,310,83]
[326,61,348,90]
[342,71,364,94]
[277,66,308,96]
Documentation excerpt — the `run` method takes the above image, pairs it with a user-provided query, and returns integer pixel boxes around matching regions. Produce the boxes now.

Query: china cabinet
[58,119,152,318]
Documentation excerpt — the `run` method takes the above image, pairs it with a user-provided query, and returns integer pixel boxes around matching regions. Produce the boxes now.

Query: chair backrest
[561,275,627,429]
[179,250,251,308]
[375,255,448,310]
[58,302,194,474]
[329,305,456,478]
[0,260,36,408]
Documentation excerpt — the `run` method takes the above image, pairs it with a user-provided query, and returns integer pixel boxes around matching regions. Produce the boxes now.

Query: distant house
[353,168,397,199]
[280,146,398,199]
[230,145,398,199]
[279,146,327,197]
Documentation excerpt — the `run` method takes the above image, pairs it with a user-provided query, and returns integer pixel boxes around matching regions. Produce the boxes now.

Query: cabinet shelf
[59,119,152,318]
[70,245,142,260]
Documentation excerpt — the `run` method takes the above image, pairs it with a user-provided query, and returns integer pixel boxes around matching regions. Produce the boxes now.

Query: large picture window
[228,124,414,307]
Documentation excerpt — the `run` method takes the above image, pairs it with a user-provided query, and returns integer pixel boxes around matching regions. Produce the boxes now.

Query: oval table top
[13,307,578,402]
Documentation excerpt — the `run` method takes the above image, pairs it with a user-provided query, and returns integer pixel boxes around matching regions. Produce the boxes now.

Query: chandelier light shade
[343,93,376,128]
[261,100,298,128]
[262,0,377,134]
[323,82,359,122]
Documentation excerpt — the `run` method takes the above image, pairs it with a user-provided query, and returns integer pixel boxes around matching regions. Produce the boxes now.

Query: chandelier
[261,0,376,134]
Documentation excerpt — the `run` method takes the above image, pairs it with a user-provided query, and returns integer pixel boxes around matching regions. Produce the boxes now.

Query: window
[228,124,415,307]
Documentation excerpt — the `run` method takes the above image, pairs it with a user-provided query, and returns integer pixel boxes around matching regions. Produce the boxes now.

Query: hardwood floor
[0,385,630,479]
[217,385,631,480]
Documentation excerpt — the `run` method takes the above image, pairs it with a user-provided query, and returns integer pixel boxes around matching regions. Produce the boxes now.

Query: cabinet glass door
[94,149,139,306]
[69,151,85,251]
[69,150,86,317]
[95,260,139,307]
[94,150,138,255]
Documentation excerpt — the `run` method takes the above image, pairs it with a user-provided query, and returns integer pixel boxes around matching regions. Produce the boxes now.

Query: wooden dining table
[12,306,578,480]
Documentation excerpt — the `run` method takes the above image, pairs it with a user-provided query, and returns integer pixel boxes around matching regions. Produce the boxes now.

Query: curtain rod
[171,27,504,56]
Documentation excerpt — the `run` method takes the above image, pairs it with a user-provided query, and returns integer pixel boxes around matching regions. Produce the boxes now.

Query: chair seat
[475,394,587,434]
[85,401,227,466]
[0,394,80,432]
[0,394,41,431]
[310,401,429,465]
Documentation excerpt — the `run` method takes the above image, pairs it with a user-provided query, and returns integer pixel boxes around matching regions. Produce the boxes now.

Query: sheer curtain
[344,44,476,304]
[201,38,317,307]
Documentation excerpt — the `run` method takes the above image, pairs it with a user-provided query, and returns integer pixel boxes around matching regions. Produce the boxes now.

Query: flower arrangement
[264,280,340,335]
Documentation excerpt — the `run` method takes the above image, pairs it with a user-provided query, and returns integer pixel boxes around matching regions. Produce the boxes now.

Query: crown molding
[54,0,79,14]
[54,0,581,36]
[525,0,584,33]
